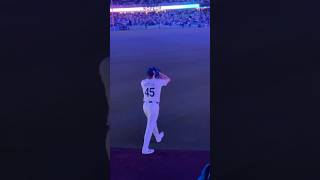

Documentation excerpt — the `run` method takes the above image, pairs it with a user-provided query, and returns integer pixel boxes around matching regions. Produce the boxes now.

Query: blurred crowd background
[110,0,210,31]
[110,8,210,31]
[111,0,209,6]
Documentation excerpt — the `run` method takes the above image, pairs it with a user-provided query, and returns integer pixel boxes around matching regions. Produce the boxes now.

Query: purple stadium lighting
[161,4,200,10]
[110,4,200,13]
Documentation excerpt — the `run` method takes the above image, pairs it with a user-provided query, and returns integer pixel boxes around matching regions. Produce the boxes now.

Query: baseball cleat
[142,148,155,155]
[156,132,164,143]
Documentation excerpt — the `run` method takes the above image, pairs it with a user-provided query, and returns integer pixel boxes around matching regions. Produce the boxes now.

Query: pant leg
[144,103,160,138]
[142,103,159,150]
[142,103,152,149]
[153,126,160,139]
[143,103,149,117]
[152,105,160,139]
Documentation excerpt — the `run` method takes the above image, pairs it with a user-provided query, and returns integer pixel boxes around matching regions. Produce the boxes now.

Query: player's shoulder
[155,78,165,82]
[157,78,169,86]
[153,78,164,84]
[141,78,148,84]
[155,78,163,82]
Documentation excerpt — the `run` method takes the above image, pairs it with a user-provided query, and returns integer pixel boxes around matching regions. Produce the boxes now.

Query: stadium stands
[110,8,210,31]
[111,0,202,6]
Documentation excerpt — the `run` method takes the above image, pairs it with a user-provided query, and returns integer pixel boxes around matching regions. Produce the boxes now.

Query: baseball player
[141,67,171,154]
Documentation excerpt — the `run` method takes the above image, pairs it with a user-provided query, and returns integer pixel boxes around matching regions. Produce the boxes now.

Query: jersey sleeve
[160,79,169,86]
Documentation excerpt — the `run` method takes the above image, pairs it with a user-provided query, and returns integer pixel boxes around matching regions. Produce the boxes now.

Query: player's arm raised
[159,72,171,84]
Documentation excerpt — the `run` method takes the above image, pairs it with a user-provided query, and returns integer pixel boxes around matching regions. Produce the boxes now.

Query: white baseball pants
[142,102,161,150]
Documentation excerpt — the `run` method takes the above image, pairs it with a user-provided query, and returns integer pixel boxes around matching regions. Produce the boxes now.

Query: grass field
[110,27,210,150]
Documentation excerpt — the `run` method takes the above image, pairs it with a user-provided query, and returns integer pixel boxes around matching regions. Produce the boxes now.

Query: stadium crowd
[110,8,210,31]
[111,0,202,6]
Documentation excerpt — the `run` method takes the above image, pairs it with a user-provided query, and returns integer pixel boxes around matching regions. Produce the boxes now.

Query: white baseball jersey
[141,78,169,102]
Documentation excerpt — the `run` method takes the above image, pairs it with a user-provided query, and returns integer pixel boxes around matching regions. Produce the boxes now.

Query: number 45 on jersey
[145,88,155,97]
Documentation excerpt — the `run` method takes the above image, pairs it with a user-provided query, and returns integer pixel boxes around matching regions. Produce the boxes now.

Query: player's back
[141,78,167,102]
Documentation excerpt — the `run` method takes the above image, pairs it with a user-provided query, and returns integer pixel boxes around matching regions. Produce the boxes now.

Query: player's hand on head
[151,66,160,78]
